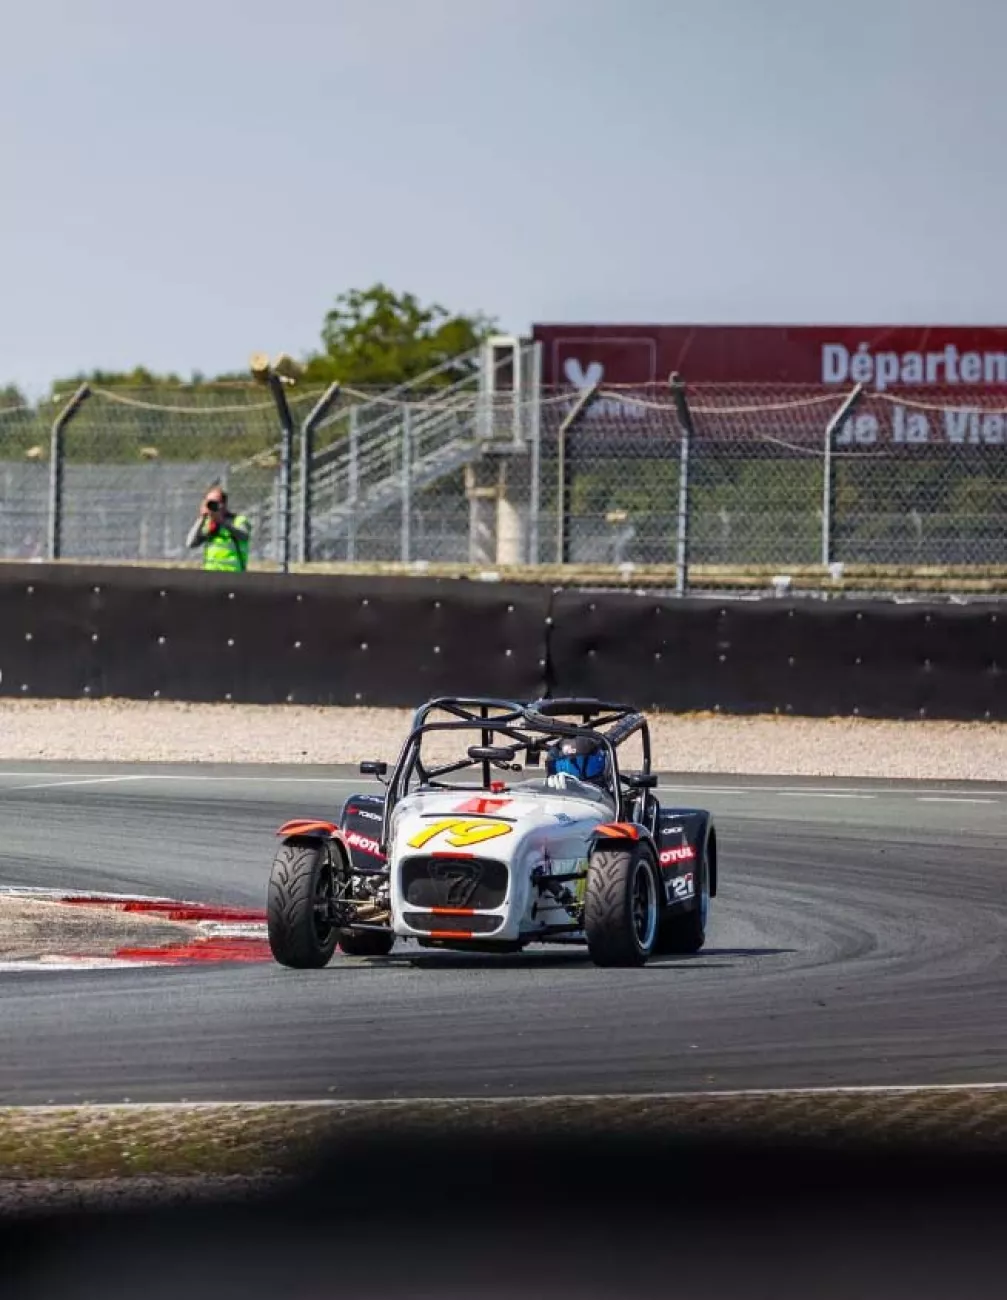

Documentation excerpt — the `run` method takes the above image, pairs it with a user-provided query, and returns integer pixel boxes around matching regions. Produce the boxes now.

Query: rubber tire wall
[546,590,1007,720]
[0,564,1004,720]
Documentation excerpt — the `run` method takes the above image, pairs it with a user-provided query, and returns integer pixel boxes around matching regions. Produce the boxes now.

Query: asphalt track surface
[0,762,1005,1103]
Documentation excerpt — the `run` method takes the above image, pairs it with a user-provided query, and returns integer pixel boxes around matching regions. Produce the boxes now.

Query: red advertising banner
[531,324,1007,392]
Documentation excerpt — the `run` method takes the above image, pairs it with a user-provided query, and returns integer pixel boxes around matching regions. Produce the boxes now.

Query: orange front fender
[593,821,641,840]
[276,818,340,839]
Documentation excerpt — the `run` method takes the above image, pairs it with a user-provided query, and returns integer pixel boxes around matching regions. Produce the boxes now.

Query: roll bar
[371,696,653,848]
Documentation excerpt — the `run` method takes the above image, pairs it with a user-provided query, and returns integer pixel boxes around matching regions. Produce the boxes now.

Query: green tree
[47,366,200,394]
[38,285,499,394]
[0,384,28,409]
[303,283,497,387]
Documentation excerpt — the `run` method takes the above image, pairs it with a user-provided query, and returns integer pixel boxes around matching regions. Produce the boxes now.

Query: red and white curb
[0,886,271,970]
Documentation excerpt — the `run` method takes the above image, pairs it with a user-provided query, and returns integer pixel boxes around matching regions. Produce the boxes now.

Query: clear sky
[3,0,1006,395]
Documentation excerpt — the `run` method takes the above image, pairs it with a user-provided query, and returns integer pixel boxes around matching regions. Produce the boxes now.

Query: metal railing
[538,379,1007,595]
[4,360,1007,596]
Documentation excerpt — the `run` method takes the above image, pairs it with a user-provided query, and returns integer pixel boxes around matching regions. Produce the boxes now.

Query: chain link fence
[3,360,1007,595]
[539,380,1007,594]
[0,345,543,568]
[833,388,1007,566]
[0,383,324,564]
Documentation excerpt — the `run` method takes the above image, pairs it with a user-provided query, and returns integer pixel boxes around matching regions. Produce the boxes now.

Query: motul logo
[345,830,383,857]
[660,845,695,866]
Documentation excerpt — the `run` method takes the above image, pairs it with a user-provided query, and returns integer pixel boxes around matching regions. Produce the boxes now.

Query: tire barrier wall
[0,564,1003,719]
[0,565,551,707]
[549,590,1006,720]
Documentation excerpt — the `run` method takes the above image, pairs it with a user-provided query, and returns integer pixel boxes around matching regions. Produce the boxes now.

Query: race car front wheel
[584,843,660,967]
[267,839,339,969]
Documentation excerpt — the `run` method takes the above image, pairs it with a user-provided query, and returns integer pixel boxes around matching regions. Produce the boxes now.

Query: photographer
[186,485,251,572]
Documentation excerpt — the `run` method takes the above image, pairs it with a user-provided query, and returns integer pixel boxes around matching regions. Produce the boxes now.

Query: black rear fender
[657,808,717,907]
[340,794,387,872]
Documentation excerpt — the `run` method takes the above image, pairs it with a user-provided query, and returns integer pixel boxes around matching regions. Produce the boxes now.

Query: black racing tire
[267,839,339,969]
[338,930,395,957]
[654,840,711,956]
[584,842,661,968]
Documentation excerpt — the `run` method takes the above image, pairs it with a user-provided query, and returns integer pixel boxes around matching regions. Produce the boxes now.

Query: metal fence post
[261,374,297,573]
[821,383,865,568]
[347,406,360,561]
[47,383,90,561]
[669,372,695,597]
[556,382,600,564]
[527,342,543,564]
[298,382,341,564]
[401,405,412,562]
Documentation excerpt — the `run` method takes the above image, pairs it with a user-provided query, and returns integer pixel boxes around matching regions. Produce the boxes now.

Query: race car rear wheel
[267,839,339,969]
[338,929,395,957]
[584,843,660,967]
[654,839,710,956]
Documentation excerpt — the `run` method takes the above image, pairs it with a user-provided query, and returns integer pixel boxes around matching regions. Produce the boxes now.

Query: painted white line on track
[664,784,1007,800]
[916,797,998,805]
[3,1083,1006,1111]
[0,885,176,902]
[0,958,163,972]
[777,792,876,800]
[658,786,755,796]
[10,775,153,792]
[0,772,362,788]
[0,771,1006,804]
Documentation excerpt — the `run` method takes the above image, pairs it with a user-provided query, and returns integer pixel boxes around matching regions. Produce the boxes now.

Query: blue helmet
[546,736,609,784]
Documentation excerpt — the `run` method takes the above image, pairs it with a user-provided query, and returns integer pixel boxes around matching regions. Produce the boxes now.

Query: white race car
[266,696,718,968]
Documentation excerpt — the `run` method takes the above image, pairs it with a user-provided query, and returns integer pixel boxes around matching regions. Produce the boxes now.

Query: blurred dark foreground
[3,1129,1006,1299]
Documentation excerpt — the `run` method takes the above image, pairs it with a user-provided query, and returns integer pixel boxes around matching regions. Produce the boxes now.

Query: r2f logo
[669,872,694,901]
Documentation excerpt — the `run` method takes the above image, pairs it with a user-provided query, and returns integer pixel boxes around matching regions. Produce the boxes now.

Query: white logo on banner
[564,358,605,389]
[561,356,644,420]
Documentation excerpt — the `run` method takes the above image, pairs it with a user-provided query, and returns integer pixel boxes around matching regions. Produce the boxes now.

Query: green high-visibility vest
[203,515,251,572]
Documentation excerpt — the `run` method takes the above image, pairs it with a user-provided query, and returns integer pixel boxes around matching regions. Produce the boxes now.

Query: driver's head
[546,735,608,785]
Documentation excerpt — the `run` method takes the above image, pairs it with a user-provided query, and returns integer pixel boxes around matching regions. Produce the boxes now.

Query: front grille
[401,856,508,910]
[403,911,502,935]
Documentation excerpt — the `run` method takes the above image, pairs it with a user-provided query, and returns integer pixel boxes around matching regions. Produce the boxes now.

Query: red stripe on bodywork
[453,797,512,815]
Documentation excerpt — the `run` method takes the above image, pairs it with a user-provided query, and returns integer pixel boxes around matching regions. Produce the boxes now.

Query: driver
[545,735,610,788]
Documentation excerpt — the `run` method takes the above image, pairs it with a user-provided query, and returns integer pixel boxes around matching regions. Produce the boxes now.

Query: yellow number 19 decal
[407,818,512,849]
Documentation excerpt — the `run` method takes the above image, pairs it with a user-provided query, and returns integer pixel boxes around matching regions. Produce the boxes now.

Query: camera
[206,499,220,512]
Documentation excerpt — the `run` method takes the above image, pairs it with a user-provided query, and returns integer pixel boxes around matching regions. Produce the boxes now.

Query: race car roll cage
[360,696,660,851]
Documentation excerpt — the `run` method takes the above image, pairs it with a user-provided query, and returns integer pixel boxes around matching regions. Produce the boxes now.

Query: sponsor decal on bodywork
[344,829,384,858]
[453,796,513,816]
[668,872,695,901]
[407,817,513,850]
[659,844,696,866]
[347,806,383,822]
